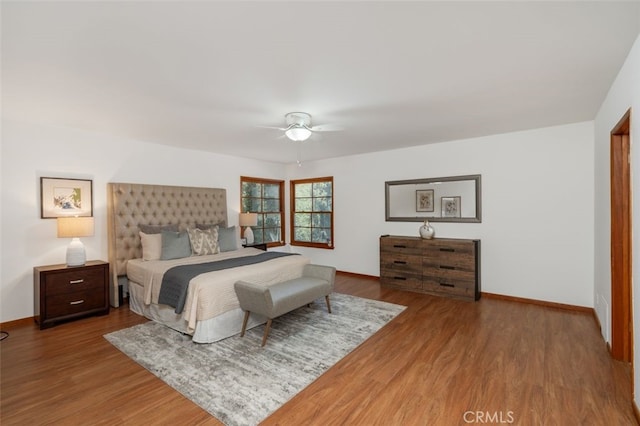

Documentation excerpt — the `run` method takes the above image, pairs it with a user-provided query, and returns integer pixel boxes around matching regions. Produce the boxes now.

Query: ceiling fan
[264,112,341,142]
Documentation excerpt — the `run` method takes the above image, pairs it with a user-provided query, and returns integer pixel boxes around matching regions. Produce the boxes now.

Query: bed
[106,182,310,343]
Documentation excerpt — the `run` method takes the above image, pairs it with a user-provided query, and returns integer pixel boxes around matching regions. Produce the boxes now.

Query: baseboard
[634,399,640,425]
[1,316,34,329]
[336,270,379,281]
[481,292,594,314]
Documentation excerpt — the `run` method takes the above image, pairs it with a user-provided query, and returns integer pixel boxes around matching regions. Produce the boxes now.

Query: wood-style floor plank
[1,274,636,425]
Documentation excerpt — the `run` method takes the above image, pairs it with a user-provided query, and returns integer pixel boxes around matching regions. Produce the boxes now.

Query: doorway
[610,108,632,363]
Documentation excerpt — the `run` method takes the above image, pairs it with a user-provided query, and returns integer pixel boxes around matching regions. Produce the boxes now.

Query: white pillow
[139,231,162,261]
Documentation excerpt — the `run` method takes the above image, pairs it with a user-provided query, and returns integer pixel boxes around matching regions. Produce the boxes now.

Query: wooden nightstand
[34,260,110,329]
[243,243,267,251]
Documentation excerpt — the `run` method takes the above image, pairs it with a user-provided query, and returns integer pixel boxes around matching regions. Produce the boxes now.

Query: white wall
[0,120,283,323]
[594,34,640,402]
[1,119,596,323]
[288,121,595,308]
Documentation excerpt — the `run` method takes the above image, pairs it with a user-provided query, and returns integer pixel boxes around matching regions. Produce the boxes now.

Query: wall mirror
[385,174,481,223]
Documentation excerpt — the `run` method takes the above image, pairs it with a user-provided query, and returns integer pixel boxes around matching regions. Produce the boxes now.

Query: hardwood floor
[1,274,637,425]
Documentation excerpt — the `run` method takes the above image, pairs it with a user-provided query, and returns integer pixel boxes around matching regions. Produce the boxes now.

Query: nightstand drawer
[45,268,106,295]
[46,290,106,317]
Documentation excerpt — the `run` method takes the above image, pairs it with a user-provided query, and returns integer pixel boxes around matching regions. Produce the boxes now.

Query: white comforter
[126,248,310,332]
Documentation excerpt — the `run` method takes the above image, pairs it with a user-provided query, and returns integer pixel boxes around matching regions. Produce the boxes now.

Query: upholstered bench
[234,264,336,346]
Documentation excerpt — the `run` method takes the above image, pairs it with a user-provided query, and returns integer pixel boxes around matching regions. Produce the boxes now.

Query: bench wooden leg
[261,319,273,347]
[240,311,250,337]
[325,295,332,313]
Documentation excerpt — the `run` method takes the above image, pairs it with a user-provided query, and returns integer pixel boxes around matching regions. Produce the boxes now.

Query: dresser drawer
[423,239,476,257]
[380,237,423,256]
[380,272,423,290]
[45,267,106,296]
[380,253,422,275]
[423,264,476,281]
[423,277,477,300]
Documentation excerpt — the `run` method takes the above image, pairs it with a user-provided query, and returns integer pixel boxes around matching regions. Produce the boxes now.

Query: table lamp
[57,216,95,266]
[239,213,258,245]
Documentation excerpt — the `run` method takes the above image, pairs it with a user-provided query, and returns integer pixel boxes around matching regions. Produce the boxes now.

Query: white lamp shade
[285,127,312,142]
[57,216,94,238]
[239,213,258,227]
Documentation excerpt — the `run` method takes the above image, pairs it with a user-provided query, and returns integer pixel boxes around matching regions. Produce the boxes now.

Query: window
[241,177,284,247]
[290,177,333,249]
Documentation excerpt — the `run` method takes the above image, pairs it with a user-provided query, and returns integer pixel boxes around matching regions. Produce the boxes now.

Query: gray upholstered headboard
[106,182,228,307]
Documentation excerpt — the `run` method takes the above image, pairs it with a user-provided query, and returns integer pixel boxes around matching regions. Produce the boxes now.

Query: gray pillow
[139,223,179,234]
[196,223,222,231]
[218,226,241,252]
[160,230,192,260]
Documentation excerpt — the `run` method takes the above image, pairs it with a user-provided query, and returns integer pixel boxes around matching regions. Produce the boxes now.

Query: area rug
[104,293,405,426]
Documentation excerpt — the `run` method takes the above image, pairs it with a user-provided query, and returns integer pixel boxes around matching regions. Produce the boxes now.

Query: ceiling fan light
[285,126,312,142]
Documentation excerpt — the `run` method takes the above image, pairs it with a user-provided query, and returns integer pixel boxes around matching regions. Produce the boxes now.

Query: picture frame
[40,177,93,219]
[416,189,434,212]
[441,196,461,218]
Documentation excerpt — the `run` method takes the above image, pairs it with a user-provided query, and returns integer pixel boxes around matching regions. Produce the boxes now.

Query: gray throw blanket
[158,252,298,314]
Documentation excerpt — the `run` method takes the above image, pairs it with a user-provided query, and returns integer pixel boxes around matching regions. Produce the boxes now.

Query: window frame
[240,176,285,248]
[289,176,334,250]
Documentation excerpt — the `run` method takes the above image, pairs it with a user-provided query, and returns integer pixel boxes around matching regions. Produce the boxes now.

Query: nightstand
[243,243,267,251]
[34,260,110,329]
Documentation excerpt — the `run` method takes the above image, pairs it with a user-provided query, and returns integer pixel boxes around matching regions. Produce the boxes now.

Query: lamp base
[244,227,254,245]
[66,238,87,267]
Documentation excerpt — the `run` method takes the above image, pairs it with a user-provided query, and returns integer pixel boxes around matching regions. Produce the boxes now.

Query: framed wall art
[416,189,434,212]
[441,196,461,218]
[40,177,93,218]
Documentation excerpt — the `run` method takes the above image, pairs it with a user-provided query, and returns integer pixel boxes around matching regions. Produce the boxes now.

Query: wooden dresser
[380,235,481,301]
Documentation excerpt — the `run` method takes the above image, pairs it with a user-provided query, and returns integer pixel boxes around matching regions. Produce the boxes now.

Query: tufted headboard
[106,182,228,307]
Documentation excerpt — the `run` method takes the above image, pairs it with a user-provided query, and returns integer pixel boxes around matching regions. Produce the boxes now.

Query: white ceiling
[2,1,639,164]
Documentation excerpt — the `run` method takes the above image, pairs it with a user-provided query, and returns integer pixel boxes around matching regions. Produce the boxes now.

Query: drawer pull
[439,248,455,252]
[440,265,456,270]
[69,300,85,305]
[393,276,407,281]
[69,279,85,284]
[393,245,407,249]
[439,282,455,288]
[393,260,407,265]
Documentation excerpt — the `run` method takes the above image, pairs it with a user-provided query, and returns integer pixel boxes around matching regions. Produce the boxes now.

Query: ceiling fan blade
[256,125,287,131]
[310,124,343,132]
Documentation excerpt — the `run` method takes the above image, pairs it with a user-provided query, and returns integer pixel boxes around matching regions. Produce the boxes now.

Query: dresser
[34,260,110,329]
[380,236,480,301]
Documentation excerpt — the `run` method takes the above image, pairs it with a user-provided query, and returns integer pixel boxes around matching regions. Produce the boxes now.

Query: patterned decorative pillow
[187,226,219,256]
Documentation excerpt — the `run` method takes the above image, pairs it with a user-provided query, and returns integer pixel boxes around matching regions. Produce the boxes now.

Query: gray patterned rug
[104,293,405,426]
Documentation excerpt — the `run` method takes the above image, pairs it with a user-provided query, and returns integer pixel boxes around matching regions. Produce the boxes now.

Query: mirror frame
[385,174,482,223]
